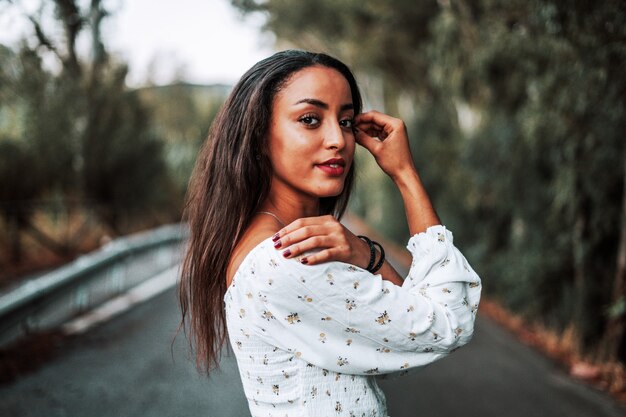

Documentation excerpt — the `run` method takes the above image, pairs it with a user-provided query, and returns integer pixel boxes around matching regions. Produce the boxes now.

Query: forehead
[275,65,353,107]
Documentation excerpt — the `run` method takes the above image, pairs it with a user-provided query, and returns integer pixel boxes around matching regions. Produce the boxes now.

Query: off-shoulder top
[224,225,481,417]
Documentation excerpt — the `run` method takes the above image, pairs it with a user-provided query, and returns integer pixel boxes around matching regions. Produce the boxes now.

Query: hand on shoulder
[271,215,371,269]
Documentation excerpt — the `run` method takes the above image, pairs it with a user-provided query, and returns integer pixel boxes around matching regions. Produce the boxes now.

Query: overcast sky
[0,0,275,87]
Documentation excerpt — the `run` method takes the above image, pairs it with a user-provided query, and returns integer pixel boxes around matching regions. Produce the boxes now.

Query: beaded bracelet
[370,240,385,273]
[357,235,376,271]
[357,235,386,273]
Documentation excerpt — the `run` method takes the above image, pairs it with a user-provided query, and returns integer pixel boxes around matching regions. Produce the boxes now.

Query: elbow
[453,319,476,351]
[446,279,481,351]
[459,309,479,349]
[437,307,477,353]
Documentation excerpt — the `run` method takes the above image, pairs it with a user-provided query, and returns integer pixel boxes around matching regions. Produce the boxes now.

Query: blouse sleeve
[243,224,481,376]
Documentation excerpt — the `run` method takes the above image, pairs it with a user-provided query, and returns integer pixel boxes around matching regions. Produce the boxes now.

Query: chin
[317,184,345,198]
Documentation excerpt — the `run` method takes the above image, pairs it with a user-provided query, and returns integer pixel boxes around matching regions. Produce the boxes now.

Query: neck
[260,185,320,226]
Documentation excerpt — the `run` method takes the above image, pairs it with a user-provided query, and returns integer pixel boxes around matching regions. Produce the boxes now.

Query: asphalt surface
[0,285,625,417]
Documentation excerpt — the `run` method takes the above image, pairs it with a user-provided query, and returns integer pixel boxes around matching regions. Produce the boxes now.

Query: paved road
[0,285,625,417]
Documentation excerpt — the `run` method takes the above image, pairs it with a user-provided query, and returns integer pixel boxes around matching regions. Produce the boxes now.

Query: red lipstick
[316,158,346,176]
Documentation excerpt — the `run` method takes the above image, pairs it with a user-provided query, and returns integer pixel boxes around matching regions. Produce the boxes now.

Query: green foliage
[137,83,230,199]
[80,67,176,228]
[427,0,626,349]
[0,0,180,237]
[234,0,626,359]
[0,45,77,201]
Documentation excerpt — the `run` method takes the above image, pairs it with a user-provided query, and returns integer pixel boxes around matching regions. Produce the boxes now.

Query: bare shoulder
[226,218,281,286]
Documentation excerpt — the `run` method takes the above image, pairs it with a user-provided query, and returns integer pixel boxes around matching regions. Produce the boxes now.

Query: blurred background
[0,0,625,415]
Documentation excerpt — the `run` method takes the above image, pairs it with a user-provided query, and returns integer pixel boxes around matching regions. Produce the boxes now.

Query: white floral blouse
[224,225,481,417]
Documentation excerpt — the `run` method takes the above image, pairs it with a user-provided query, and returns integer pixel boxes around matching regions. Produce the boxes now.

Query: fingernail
[272,233,280,242]
[300,257,308,264]
[273,240,282,249]
[282,249,291,258]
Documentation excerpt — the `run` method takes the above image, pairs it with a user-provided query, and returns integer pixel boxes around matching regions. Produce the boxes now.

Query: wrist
[355,237,372,270]
[390,166,420,188]
[355,235,386,273]
[392,167,441,235]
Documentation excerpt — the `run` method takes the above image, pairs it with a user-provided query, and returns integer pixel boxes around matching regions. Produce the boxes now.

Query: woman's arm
[354,111,440,236]
[233,226,481,376]
[375,169,440,285]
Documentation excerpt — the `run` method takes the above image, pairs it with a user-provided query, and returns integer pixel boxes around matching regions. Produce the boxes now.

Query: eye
[339,117,354,129]
[299,114,320,127]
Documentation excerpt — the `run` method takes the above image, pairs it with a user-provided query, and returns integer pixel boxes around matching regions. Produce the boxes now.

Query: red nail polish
[274,240,282,249]
[282,249,291,257]
[272,233,280,242]
[301,257,308,264]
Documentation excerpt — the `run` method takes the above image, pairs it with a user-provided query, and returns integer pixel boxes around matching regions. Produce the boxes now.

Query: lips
[316,158,346,176]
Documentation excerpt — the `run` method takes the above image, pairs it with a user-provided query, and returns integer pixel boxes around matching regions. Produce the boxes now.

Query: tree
[0,0,177,266]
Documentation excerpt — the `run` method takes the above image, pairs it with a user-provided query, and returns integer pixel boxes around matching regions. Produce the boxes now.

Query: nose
[324,121,347,150]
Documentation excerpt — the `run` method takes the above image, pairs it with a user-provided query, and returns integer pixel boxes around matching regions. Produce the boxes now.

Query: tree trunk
[598,156,626,361]
[570,141,594,354]
[572,208,589,352]
[7,211,22,264]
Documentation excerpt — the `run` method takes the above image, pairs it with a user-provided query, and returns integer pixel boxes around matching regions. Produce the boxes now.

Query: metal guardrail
[0,223,188,347]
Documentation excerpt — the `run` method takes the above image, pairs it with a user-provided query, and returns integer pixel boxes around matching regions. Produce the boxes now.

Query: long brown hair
[178,50,363,373]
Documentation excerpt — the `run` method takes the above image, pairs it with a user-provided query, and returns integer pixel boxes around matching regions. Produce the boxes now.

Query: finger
[274,215,339,253]
[355,111,402,137]
[299,247,342,266]
[281,235,331,259]
[355,128,382,153]
[273,215,328,242]
[274,224,320,249]
[355,123,385,140]
[354,110,394,126]
[353,121,380,131]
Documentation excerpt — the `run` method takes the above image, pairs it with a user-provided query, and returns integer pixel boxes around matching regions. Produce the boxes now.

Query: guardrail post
[74,286,89,313]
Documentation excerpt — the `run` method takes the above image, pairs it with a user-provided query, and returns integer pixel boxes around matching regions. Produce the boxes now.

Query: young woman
[179,50,481,417]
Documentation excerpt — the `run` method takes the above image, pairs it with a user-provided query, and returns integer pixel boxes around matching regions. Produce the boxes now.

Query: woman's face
[267,65,355,202]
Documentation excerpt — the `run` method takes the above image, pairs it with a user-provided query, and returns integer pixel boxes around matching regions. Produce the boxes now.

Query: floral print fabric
[224,225,481,417]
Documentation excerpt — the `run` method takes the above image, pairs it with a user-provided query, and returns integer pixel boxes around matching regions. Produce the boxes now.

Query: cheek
[269,135,315,175]
[273,129,318,161]
[347,133,356,152]
[345,134,356,162]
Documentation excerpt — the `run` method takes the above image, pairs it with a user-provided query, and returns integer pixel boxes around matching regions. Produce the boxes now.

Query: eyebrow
[294,98,354,112]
